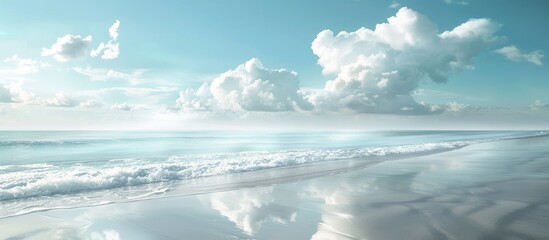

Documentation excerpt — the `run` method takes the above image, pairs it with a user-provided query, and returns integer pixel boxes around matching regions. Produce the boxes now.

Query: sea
[0,130,547,219]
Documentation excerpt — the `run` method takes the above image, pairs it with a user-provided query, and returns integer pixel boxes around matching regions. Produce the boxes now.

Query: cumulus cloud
[496,45,544,65]
[177,58,312,112]
[309,7,501,114]
[91,20,121,60]
[0,55,49,75]
[41,34,93,62]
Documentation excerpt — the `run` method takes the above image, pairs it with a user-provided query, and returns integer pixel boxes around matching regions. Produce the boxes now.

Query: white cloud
[425,101,472,113]
[1,83,77,107]
[309,7,501,114]
[91,42,120,60]
[0,55,49,75]
[73,67,146,84]
[444,102,469,112]
[496,45,544,66]
[41,34,93,62]
[110,103,149,111]
[177,58,313,112]
[41,21,120,62]
[530,100,549,111]
[110,103,132,111]
[389,2,400,8]
[73,67,109,81]
[79,99,103,108]
[413,88,458,99]
[44,92,78,107]
[444,0,468,5]
[176,88,210,111]
[91,20,121,60]
[67,86,177,111]
[109,20,120,41]
[97,86,177,97]
[0,83,103,108]
[3,82,36,104]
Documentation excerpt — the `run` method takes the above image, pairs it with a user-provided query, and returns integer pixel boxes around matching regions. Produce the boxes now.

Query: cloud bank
[0,82,104,108]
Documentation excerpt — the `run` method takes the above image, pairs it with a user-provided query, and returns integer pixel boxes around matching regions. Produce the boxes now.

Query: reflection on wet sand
[206,186,299,235]
[306,137,549,239]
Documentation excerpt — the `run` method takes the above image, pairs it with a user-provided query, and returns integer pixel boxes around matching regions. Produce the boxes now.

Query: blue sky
[0,0,548,130]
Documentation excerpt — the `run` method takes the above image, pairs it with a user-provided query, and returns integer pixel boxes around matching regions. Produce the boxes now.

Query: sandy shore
[2,136,549,240]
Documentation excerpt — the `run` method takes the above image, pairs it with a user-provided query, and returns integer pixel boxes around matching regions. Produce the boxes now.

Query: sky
[0,0,548,130]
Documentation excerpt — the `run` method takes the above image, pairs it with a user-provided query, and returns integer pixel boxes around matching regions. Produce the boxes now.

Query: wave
[0,131,547,218]
[0,141,468,201]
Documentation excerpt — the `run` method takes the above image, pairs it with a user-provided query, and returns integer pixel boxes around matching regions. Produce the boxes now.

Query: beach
[2,1,548,239]
[1,133,548,239]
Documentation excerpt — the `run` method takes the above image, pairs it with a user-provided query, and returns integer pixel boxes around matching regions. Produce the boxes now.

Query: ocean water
[0,130,546,218]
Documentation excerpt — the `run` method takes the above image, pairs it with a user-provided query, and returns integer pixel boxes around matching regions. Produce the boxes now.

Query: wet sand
[2,136,549,240]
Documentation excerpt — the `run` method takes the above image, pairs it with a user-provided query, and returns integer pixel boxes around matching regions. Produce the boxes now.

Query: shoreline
[2,136,549,239]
